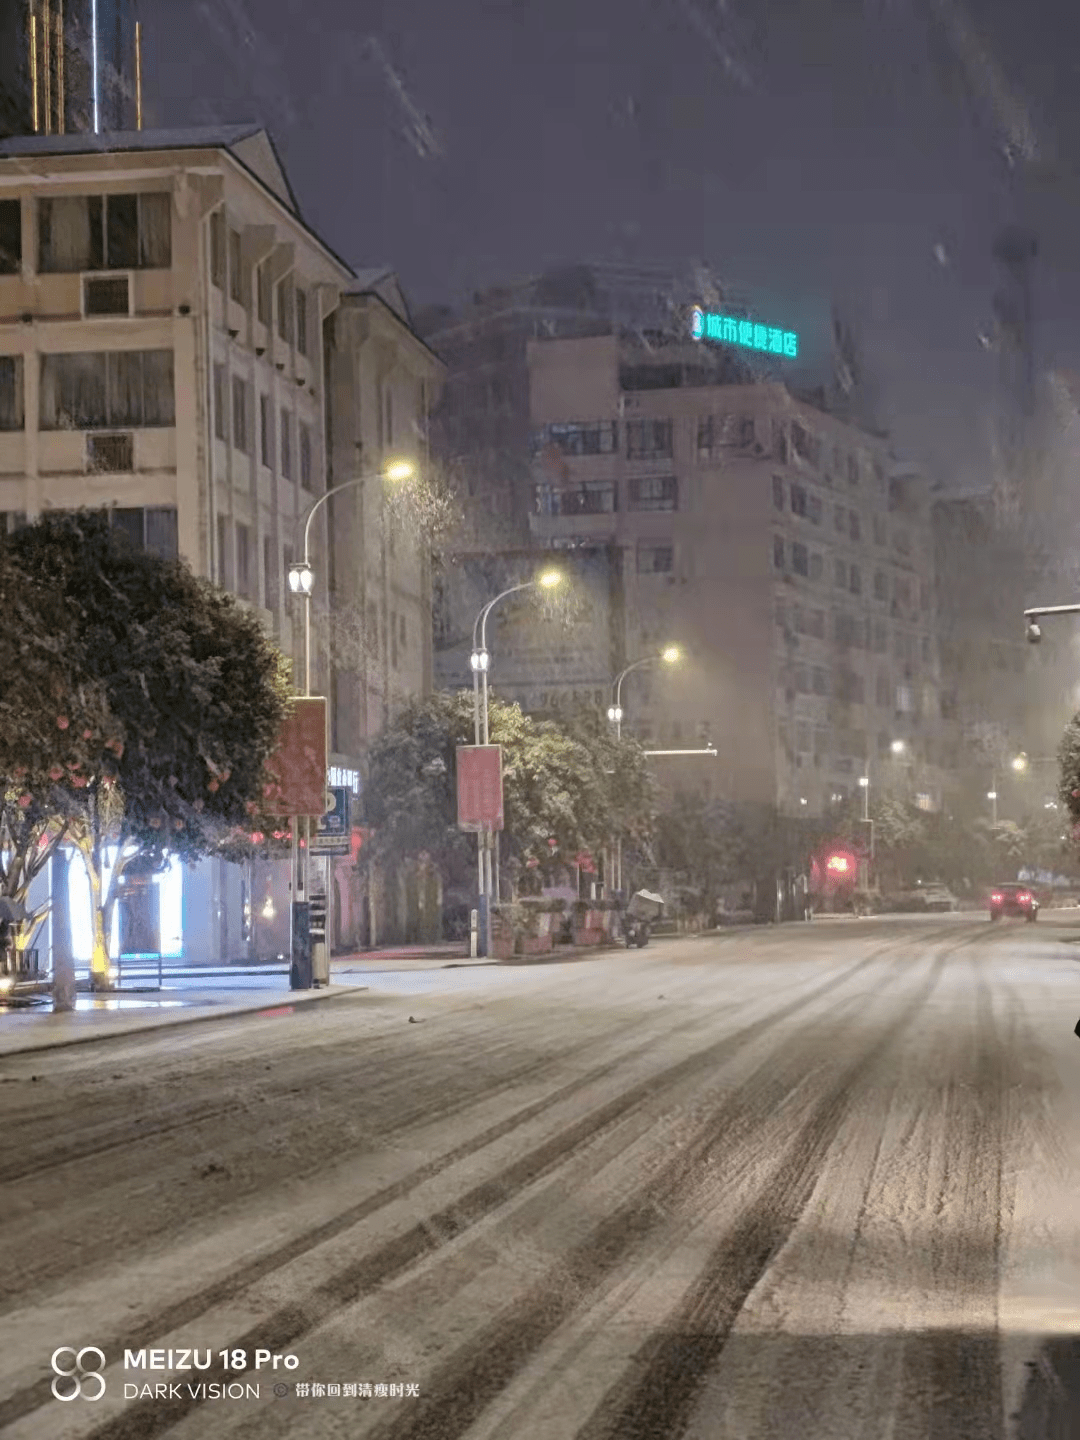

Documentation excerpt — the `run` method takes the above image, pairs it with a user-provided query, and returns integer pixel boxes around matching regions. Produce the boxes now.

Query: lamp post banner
[457,745,504,831]
[263,697,329,817]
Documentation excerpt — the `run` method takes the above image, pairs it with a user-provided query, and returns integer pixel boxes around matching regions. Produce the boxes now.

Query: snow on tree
[363,690,655,893]
[0,512,292,990]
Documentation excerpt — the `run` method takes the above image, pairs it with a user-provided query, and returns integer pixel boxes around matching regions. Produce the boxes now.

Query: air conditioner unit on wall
[82,273,132,317]
[87,433,134,473]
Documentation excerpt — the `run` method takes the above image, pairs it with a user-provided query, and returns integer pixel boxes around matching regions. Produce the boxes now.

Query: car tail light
[991,893,1002,903]
[1018,892,1032,904]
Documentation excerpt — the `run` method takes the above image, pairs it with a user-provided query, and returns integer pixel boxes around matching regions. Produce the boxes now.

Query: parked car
[989,883,1039,922]
[918,884,960,913]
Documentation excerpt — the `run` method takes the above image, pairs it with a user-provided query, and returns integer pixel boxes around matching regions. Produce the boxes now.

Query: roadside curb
[0,984,371,1057]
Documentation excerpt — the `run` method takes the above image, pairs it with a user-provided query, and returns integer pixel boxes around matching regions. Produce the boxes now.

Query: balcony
[534,481,617,517]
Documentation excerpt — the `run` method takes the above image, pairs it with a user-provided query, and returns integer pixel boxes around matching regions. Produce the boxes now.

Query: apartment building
[0,123,439,959]
[527,332,946,816]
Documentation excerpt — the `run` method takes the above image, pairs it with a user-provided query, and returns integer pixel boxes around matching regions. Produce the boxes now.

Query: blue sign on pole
[312,786,351,854]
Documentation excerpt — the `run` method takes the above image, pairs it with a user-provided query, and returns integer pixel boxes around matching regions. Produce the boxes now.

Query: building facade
[526,332,946,817]
[1,0,140,139]
[0,124,437,963]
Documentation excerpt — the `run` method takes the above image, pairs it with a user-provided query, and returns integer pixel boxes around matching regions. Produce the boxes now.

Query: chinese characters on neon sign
[690,306,799,358]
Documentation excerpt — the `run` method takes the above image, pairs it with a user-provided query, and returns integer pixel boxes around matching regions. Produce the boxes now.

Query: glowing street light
[468,569,564,954]
[608,646,682,741]
[890,738,906,756]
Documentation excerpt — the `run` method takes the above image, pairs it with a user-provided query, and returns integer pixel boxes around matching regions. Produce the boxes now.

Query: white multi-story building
[0,124,441,961]
[527,332,945,816]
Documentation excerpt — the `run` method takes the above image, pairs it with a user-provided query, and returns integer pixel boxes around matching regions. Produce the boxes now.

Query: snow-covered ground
[1,914,1078,1438]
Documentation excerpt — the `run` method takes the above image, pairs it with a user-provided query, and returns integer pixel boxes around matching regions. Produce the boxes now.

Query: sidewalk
[0,944,497,1057]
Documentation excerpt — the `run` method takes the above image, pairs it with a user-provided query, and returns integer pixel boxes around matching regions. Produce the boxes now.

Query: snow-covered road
[2,915,1079,1438]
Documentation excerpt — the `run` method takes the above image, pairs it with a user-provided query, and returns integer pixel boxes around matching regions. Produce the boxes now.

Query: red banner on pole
[456,745,504,831]
[263,697,328,817]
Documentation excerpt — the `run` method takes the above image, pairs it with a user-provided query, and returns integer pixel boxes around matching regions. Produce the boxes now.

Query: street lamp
[286,457,415,979]
[987,788,999,824]
[890,738,906,756]
[468,569,563,953]
[289,457,416,697]
[608,646,681,741]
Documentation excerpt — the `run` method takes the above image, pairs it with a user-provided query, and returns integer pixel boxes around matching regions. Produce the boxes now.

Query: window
[210,211,225,287]
[277,278,293,343]
[534,481,616,515]
[874,570,888,601]
[260,395,272,467]
[876,673,890,707]
[213,364,227,441]
[299,422,313,490]
[40,351,175,430]
[848,510,861,541]
[773,475,785,511]
[626,418,673,459]
[808,494,822,524]
[834,505,846,534]
[849,564,862,595]
[38,193,171,272]
[0,356,24,430]
[0,199,20,274]
[108,506,177,559]
[399,612,407,647]
[235,522,251,597]
[774,422,790,463]
[629,475,677,511]
[847,454,860,487]
[792,423,820,466]
[0,511,27,534]
[280,411,293,479]
[263,537,278,614]
[231,376,249,453]
[228,230,244,306]
[774,536,785,570]
[296,288,308,355]
[835,611,859,646]
[792,541,809,576]
[257,264,272,325]
[873,621,888,653]
[534,421,618,456]
[790,483,808,517]
[834,559,846,587]
[217,515,230,588]
[813,667,830,696]
[637,542,674,574]
[809,552,823,581]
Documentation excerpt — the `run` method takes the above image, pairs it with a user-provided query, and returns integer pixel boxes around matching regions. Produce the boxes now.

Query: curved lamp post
[468,569,562,953]
[285,458,414,977]
[288,457,415,697]
[606,646,680,894]
[607,646,681,741]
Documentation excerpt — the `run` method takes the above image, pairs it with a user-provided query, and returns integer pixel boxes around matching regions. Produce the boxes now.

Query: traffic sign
[310,786,351,854]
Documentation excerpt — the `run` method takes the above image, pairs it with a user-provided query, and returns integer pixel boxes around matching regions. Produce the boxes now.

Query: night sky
[143,0,1080,490]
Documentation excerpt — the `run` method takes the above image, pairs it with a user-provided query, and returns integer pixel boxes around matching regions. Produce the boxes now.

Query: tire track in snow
[47,944,910,1440]
[343,948,955,1440]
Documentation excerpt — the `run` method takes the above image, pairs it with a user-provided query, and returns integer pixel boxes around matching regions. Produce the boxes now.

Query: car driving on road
[989,883,1039,922]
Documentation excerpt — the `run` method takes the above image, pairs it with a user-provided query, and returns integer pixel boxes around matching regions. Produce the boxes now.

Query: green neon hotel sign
[690,305,799,358]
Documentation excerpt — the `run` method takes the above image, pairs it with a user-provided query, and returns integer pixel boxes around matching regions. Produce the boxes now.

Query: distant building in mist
[524,331,944,817]
[0,0,141,139]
